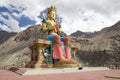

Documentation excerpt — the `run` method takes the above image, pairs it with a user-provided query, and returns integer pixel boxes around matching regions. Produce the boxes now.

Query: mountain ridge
[70,21,120,39]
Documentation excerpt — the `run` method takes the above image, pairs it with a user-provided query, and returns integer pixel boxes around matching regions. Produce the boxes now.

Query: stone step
[15,69,26,75]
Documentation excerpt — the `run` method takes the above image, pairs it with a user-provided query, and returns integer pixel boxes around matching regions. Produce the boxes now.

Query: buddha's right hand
[47,22,55,30]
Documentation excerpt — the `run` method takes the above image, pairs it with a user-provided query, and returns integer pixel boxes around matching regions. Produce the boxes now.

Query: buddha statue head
[47,6,56,20]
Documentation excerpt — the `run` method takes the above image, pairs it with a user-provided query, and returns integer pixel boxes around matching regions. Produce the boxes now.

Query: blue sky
[0,0,120,34]
[0,6,36,27]
[0,5,36,32]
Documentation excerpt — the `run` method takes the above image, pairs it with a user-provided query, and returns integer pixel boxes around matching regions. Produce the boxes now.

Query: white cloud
[0,24,11,32]
[35,0,120,35]
[0,14,20,32]
[0,0,120,35]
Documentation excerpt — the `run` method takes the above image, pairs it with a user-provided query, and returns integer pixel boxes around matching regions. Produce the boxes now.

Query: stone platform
[12,67,109,76]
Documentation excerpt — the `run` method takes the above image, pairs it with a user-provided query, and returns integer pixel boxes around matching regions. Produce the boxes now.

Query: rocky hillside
[0,25,43,68]
[0,31,17,44]
[71,21,120,66]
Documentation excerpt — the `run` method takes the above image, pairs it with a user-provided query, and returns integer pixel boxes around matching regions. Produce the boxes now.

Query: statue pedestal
[26,39,82,68]
[53,59,80,68]
[26,39,53,68]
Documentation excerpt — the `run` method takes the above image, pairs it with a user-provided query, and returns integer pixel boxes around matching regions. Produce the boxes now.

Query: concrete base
[12,67,109,76]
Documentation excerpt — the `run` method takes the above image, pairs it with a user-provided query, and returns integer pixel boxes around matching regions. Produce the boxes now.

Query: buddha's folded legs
[52,36,72,59]
[46,35,72,59]
[64,37,71,59]
[52,35,65,59]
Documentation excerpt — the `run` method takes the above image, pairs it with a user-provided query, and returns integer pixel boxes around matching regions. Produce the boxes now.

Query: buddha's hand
[57,28,62,35]
[47,22,55,30]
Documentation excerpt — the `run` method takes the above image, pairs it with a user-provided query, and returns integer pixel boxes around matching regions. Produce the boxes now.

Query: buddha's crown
[47,6,56,13]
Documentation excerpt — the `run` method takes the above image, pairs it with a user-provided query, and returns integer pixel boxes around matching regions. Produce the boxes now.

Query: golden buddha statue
[41,6,72,60]
[42,6,61,36]
[26,6,81,68]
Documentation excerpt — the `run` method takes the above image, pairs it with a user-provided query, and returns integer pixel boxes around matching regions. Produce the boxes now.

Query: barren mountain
[0,25,42,67]
[71,21,120,66]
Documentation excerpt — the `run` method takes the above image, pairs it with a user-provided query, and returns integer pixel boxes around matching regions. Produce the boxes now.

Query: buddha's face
[48,11,56,20]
